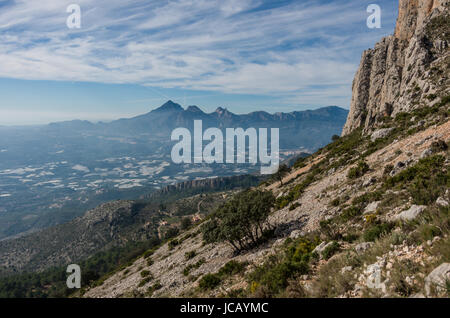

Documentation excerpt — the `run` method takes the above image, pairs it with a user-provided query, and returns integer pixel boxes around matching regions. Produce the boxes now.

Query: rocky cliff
[152,175,262,197]
[342,0,449,135]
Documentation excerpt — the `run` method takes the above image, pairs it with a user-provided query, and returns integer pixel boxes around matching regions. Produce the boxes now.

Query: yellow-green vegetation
[363,223,394,242]
[138,270,154,287]
[146,282,162,297]
[247,237,318,297]
[168,239,180,250]
[347,161,370,179]
[198,260,247,291]
[184,250,197,260]
[321,241,340,260]
[275,174,315,209]
[138,276,153,287]
[383,154,449,205]
[183,258,205,276]
[140,270,152,278]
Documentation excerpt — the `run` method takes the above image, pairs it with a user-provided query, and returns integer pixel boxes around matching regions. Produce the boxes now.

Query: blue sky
[0,0,398,125]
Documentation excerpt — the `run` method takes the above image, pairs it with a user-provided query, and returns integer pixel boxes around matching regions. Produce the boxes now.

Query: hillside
[0,174,262,276]
[81,0,449,298]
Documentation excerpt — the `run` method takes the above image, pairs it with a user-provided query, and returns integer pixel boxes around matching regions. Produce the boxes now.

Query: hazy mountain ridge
[0,102,347,240]
[49,101,349,149]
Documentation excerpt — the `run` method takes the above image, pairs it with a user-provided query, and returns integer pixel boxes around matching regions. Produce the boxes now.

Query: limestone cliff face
[395,0,445,40]
[342,0,449,135]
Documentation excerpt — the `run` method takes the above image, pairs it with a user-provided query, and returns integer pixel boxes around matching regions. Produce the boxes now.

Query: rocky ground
[83,118,449,298]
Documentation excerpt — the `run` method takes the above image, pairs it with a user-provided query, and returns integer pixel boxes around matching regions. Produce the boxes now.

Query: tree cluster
[202,190,275,252]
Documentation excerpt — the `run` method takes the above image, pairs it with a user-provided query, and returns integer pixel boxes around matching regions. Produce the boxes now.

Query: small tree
[274,164,290,186]
[202,190,275,252]
[164,226,179,240]
[180,217,192,230]
[331,134,340,142]
[347,161,369,179]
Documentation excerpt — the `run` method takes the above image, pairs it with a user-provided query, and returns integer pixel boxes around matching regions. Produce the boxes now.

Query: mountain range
[0,102,348,241]
[47,101,349,150]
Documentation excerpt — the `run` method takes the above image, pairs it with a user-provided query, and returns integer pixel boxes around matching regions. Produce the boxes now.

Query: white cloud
[0,0,396,106]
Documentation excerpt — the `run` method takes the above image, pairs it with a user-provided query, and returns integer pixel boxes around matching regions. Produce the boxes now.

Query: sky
[0,0,398,125]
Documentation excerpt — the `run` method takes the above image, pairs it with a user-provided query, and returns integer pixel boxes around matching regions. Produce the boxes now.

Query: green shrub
[168,239,179,250]
[330,198,341,207]
[140,270,152,278]
[384,164,394,175]
[426,94,437,101]
[342,233,359,243]
[143,249,155,259]
[352,191,383,207]
[340,206,362,221]
[319,219,342,241]
[183,258,205,276]
[138,276,153,287]
[293,154,310,169]
[324,128,363,160]
[218,261,247,277]
[248,237,317,296]
[431,140,448,153]
[363,223,394,242]
[185,251,196,260]
[322,241,340,260]
[348,161,369,179]
[197,260,247,291]
[164,227,180,240]
[383,155,448,205]
[147,282,162,296]
[275,174,316,209]
[181,217,192,230]
[418,224,441,242]
[199,273,222,290]
[437,95,450,107]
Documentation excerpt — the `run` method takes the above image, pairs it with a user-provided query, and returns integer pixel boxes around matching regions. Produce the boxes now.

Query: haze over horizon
[0,0,398,125]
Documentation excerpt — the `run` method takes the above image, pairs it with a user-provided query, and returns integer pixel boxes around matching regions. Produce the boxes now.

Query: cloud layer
[0,0,397,108]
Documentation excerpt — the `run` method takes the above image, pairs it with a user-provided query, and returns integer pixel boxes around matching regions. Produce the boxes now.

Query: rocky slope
[342,0,449,135]
[81,1,449,298]
[82,118,449,298]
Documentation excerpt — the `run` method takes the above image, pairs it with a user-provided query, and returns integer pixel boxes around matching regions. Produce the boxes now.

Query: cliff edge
[342,0,449,135]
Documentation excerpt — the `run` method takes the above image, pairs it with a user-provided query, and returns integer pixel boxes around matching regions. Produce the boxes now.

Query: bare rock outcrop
[424,263,450,296]
[395,0,447,41]
[342,0,449,135]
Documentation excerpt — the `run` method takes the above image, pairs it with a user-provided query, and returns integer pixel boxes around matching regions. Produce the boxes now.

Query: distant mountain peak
[186,105,203,113]
[152,100,184,112]
[215,107,233,116]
